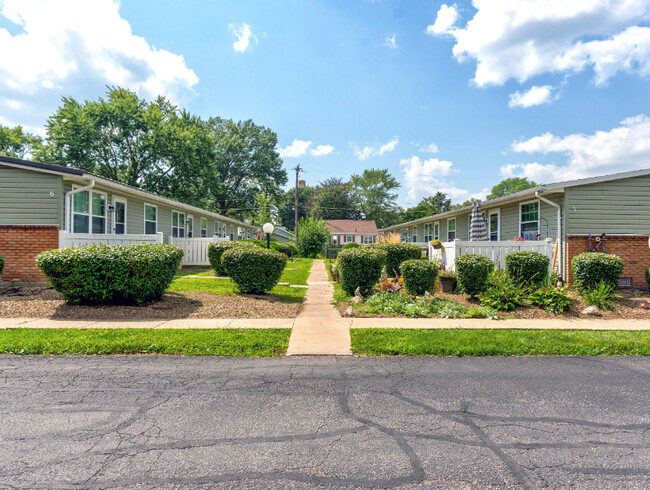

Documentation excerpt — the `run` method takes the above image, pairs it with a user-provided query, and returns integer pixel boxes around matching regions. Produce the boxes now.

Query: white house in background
[324,219,378,245]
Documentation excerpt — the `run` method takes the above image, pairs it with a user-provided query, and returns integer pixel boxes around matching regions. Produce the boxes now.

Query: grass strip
[168,277,307,302]
[351,329,650,356]
[0,328,291,356]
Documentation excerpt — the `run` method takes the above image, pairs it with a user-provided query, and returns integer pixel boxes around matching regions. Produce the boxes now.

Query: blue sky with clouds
[1,0,650,206]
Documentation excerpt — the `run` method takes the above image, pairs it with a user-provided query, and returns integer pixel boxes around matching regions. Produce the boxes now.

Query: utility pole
[293,165,302,247]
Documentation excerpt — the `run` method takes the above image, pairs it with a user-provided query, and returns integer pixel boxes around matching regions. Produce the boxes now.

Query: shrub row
[505,251,549,288]
[221,246,287,294]
[338,246,387,295]
[36,244,183,305]
[400,260,439,296]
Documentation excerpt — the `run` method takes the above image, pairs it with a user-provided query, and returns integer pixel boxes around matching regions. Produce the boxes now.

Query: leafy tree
[318,177,347,188]
[204,117,287,218]
[397,192,451,223]
[0,124,42,158]
[350,168,400,228]
[250,192,275,226]
[276,186,315,231]
[487,177,538,200]
[450,199,474,211]
[311,184,359,220]
[297,217,330,258]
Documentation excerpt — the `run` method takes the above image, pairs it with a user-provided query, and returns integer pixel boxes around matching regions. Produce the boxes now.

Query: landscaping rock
[582,305,602,316]
[631,299,650,309]
[380,266,388,283]
[345,306,355,317]
[351,296,363,304]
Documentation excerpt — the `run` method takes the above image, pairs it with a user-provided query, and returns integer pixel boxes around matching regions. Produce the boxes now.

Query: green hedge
[455,254,494,297]
[271,241,298,257]
[370,243,422,277]
[400,260,439,296]
[221,246,287,293]
[571,252,624,292]
[505,251,549,287]
[208,241,259,276]
[36,244,183,305]
[338,247,387,296]
[0,255,4,278]
[342,242,360,249]
[646,266,650,291]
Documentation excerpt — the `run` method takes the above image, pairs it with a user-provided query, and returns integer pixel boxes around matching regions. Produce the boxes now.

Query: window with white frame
[72,189,106,234]
[447,218,456,241]
[363,235,373,244]
[346,235,353,243]
[200,218,207,237]
[214,222,222,237]
[401,228,408,242]
[520,202,539,240]
[172,211,186,238]
[247,229,252,239]
[424,223,432,242]
[488,211,500,241]
[433,222,440,240]
[144,204,157,234]
[237,227,243,239]
[113,197,126,234]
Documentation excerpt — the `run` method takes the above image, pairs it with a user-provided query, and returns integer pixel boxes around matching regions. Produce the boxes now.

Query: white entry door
[113,197,127,234]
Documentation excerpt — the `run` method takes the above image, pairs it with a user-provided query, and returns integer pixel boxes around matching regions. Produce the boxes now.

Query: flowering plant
[508,237,526,242]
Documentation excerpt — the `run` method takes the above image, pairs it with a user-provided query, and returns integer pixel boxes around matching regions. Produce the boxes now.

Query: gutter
[535,191,563,284]
[64,180,95,233]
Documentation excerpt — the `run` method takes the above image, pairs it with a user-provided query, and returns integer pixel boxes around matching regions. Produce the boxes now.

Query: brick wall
[0,225,59,282]
[566,235,650,289]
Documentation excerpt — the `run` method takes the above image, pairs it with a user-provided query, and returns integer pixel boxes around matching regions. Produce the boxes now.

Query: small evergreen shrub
[581,280,616,310]
[455,254,494,296]
[221,246,287,294]
[479,269,525,311]
[342,242,360,249]
[571,252,624,292]
[505,251,549,288]
[338,247,387,296]
[529,283,572,314]
[36,244,183,305]
[370,243,422,277]
[0,255,4,278]
[400,259,439,296]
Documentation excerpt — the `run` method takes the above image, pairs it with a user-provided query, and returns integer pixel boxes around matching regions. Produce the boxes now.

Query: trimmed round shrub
[221,246,287,294]
[370,243,422,277]
[35,244,183,305]
[342,242,360,249]
[0,255,4,278]
[505,251,549,287]
[455,254,494,297]
[400,259,439,296]
[271,241,298,257]
[208,241,258,276]
[571,252,624,292]
[338,246,387,296]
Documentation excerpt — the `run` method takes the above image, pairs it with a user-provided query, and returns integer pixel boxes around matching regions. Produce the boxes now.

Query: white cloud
[420,143,439,153]
[428,1,650,87]
[503,114,650,182]
[0,0,198,128]
[230,22,256,53]
[426,4,459,36]
[384,35,397,49]
[508,85,556,108]
[353,137,399,160]
[400,155,486,203]
[278,139,312,158]
[311,144,334,156]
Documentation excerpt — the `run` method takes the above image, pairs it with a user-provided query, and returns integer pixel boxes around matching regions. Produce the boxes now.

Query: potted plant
[430,239,443,249]
[438,270,457,293]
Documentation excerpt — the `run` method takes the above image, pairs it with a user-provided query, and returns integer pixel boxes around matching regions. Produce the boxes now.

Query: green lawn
[169,258,314,303]
[351,329,650,356]
[0,329,291,356]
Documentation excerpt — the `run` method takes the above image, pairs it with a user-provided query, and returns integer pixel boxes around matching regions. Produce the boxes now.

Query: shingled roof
[324,220,378,234]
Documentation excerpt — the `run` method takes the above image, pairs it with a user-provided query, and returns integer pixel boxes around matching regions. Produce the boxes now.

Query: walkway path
[286,259,352,356]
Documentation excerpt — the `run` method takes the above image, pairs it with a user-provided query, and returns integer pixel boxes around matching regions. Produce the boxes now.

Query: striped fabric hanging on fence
[469,200,488,241]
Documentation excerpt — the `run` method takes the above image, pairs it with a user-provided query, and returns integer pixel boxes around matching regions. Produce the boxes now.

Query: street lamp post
[263,223,274,249]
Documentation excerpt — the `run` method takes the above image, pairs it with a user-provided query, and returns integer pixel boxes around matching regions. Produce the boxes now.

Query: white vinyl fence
[59,231,163,248]
[430,238,555,272]
[171,236,231,266]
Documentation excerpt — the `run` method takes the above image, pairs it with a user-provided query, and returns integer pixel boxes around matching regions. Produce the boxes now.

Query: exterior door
[113,198,126,234]
[186,216,194,238]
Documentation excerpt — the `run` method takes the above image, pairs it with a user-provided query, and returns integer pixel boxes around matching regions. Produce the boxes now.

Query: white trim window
[214,222,223,237]
[72,188,106,234]
[424,223,432,242]
[520,201,540,240]
[237,227,244,239]
[433,222,440,241]
[112,197,127,234]
[401,228,408,242]
[172,211,186,238]
[144,204,157,234]
[200,218,208,237]
[186,216,194,238]
[447,218,456,241]
[488,210,500,241]
[363,235,373,244]
[346,235,353,243]
[412,226,417,243]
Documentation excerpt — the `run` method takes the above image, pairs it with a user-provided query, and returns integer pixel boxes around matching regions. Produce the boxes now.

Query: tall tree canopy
[350,168,400,228]
[487,177,538,200]
[276,186,315,231]
[397,192,451,223]
[311,184,359,221]
[0,124,42,159]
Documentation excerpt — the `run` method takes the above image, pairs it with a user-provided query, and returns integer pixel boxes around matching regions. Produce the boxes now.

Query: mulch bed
[337,287,650,320]
[0,287,300,319]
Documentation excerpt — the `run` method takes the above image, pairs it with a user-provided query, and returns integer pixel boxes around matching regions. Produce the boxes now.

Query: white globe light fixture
[263,222,274,249]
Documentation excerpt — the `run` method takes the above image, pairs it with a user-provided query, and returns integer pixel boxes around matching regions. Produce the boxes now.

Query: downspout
[64,180,95,233]
[535,191,562,285]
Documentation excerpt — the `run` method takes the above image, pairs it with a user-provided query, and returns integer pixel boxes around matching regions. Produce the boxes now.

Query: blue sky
[1,0,650,206]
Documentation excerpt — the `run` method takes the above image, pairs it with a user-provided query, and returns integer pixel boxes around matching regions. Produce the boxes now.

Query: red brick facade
[566,235,650,289]
[0,225,59,283]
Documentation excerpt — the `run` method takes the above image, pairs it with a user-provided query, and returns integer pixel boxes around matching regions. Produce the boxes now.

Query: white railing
[171,236,231,266]
[430,238,555,272]
[59,231,163,248]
